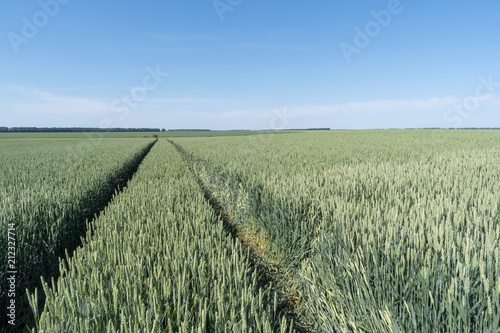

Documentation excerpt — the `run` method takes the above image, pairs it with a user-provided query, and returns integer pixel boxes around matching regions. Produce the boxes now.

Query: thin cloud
[281,97,465,117]
[43,84,124,91]
[148,97,235,103]
[231,42,262,49]
[1,86,238,119]
[149,33,214,41]
[195,110,247,119]
[3,85,497,129]
[229,41,319,51]
[14,89,110,116]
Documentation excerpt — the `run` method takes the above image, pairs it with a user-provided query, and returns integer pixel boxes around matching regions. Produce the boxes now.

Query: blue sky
[1,0,500,130]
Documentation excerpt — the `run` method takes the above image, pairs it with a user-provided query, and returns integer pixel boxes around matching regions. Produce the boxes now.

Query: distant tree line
[167,129,211,132]
[0,127,161,133]
[2,127,497,133]
[289,128,331,131]
[406,127,500,130]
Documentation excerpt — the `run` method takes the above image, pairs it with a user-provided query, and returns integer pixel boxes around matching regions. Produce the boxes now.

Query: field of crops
[1,130,499,332]
[0,138,155,331]
[171,130,500,332]
[27,140,292,332]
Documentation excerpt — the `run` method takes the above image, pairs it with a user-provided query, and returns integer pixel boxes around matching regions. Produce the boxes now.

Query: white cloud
[12,89,111,116]
[0,86,234,118]
[278,97,465,117]
[2,84,498,129]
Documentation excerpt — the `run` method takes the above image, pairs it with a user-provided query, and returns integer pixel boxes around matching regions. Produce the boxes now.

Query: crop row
[0,138,155,331]
[29,140,294,332]
[172,130,500,332]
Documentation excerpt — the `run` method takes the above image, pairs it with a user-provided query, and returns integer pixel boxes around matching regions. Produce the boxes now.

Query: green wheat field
[1,130,499,332]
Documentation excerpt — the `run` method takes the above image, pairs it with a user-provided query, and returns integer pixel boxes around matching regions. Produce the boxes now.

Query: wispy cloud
[0,85,237,119]
[14,89,111,116]
[483,94,500,107]
[231,42,262,49]
[3,84,498,129]
[43,84,124,91]
[0,84,30,93]
[195,110,248,119]
[276,97,465,117]
[149,33,214,41]
[148,97,234,103]
[229,42,318,51]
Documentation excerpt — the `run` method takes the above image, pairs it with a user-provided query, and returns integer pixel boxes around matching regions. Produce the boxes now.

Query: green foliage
[5,130,500,332]
[172,130,500,332]
[28,141,291,332]
[0,138,155,331]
